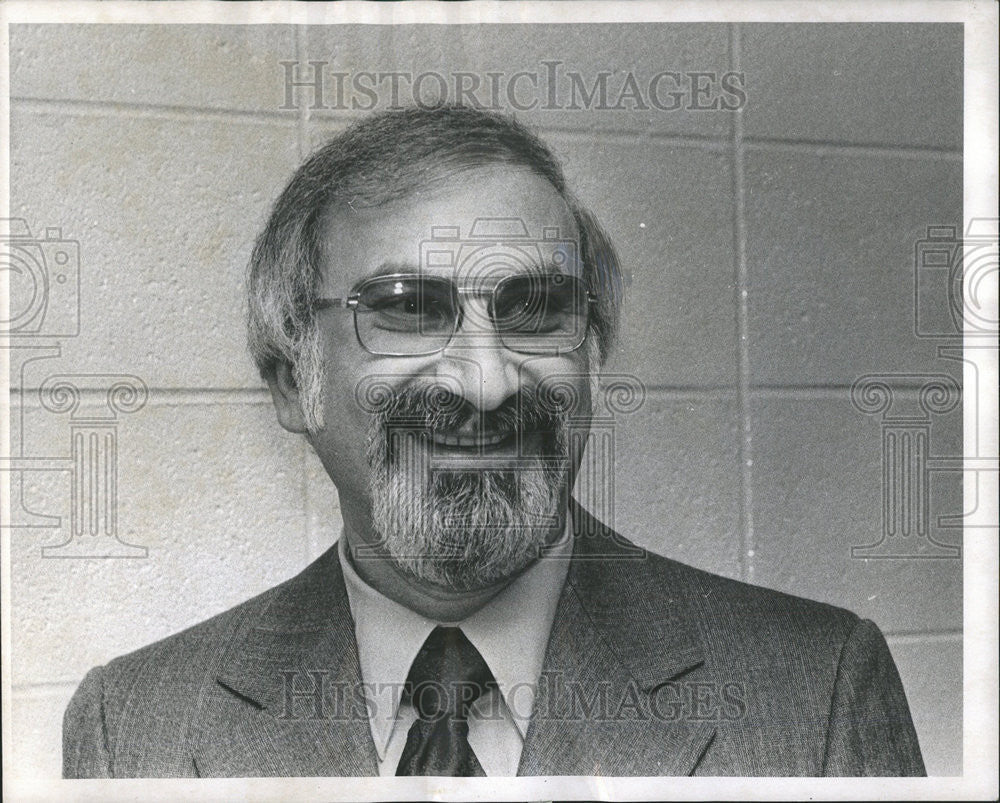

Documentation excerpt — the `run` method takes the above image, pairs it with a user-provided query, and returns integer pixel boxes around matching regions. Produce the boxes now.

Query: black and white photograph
[1,2,996,800]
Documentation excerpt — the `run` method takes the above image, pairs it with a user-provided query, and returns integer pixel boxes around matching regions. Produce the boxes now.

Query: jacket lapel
[194,548,378,777]
[193,506,713,777]
[518,504,715,776]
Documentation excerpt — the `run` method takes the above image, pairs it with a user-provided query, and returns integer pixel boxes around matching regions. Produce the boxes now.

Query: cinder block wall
[7,23,963,777]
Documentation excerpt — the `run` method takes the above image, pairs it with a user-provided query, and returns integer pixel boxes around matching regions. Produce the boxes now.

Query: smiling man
[63,105,925,778]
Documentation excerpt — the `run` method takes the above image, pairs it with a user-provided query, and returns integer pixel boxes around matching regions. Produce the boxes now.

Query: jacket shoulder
[572,502,861,635]
[102,561,305,682]
[65,548,338,776]
[573,510,862,640]
[571,514,865,663]
[649,548,865,661]
[649,548,860,630]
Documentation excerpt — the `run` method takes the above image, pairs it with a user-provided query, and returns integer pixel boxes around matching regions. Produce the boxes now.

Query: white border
[1,1,996,801]
[962,0,1000,795]
[0,0,992,25]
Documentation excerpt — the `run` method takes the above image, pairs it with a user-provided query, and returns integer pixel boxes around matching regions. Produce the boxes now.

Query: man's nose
[436,298,520,412]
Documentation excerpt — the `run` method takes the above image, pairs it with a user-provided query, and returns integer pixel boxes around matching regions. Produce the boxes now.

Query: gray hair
[246,105,625,430]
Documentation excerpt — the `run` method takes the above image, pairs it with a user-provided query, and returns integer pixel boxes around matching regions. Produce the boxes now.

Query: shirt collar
[338,522,573,760]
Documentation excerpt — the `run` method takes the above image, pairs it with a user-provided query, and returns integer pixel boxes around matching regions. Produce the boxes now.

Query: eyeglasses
[314,272,596,356]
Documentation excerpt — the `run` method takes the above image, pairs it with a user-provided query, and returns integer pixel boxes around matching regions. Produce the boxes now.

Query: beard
[364,385,574,592]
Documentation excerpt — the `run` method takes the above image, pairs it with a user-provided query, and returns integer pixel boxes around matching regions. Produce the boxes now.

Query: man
[63,105,925,777]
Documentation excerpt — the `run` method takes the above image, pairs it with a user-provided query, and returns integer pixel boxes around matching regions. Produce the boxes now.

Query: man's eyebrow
[362,255,577,282]
[365,261,422,280]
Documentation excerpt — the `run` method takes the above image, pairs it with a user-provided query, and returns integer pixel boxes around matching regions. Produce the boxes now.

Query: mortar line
[295,23,315,567]
[13,97,961,162]
[307,111,735,151]
[10,681,78,695]
[7,384,948,406]
[750,384,959,397]
[884,629,963,644]
[11,96,298,127]
[7,388,271,407]
[730,24,754,585]
[5,385,747,408]
[294,24,310,162]
[743,136,962,162]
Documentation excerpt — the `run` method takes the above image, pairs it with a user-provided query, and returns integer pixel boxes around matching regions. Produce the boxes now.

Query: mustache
[370,385,570,436]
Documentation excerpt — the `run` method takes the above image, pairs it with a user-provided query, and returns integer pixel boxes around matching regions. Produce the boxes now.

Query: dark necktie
[396,626,496,776]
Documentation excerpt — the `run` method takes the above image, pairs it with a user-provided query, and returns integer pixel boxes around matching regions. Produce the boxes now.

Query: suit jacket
[63,504,925,777]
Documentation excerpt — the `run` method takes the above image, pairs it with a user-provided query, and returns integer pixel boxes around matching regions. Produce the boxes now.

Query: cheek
[519,354,594,418]
[329,354,439,421]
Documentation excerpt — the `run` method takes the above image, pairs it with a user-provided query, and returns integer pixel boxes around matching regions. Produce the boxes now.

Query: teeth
[430,430,514,448]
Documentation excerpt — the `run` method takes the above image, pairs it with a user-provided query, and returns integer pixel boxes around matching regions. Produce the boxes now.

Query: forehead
[316,166,580,290]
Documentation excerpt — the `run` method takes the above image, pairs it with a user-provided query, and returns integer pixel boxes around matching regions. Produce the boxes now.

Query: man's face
[304,165,594,592]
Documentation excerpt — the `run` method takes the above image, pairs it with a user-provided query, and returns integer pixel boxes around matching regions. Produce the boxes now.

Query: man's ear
[265,361,309,434]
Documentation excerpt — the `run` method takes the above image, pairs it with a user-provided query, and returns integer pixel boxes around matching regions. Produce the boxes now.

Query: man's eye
[370,294,422,314]
[367,292,453,333]
[494,294,532,319]
[393,296,421,314]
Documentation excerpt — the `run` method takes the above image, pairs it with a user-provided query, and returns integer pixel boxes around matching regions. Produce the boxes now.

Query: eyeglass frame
[312,271,599,357]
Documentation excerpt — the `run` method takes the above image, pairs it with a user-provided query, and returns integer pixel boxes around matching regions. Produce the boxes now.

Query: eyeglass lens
[353,274,588,355]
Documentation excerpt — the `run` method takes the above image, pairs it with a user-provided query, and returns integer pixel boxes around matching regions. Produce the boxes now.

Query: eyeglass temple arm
[313,296,359,311]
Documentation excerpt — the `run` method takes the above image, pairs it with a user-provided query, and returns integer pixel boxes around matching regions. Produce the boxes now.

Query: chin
[382,505,554,591]
[368,416,569,594]
[395,544,543,594]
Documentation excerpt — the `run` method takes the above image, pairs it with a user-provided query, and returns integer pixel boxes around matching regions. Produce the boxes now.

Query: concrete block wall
[7,23,963,778]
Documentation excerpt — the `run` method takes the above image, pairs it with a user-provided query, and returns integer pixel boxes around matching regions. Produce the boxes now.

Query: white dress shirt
[338,525,572,776]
